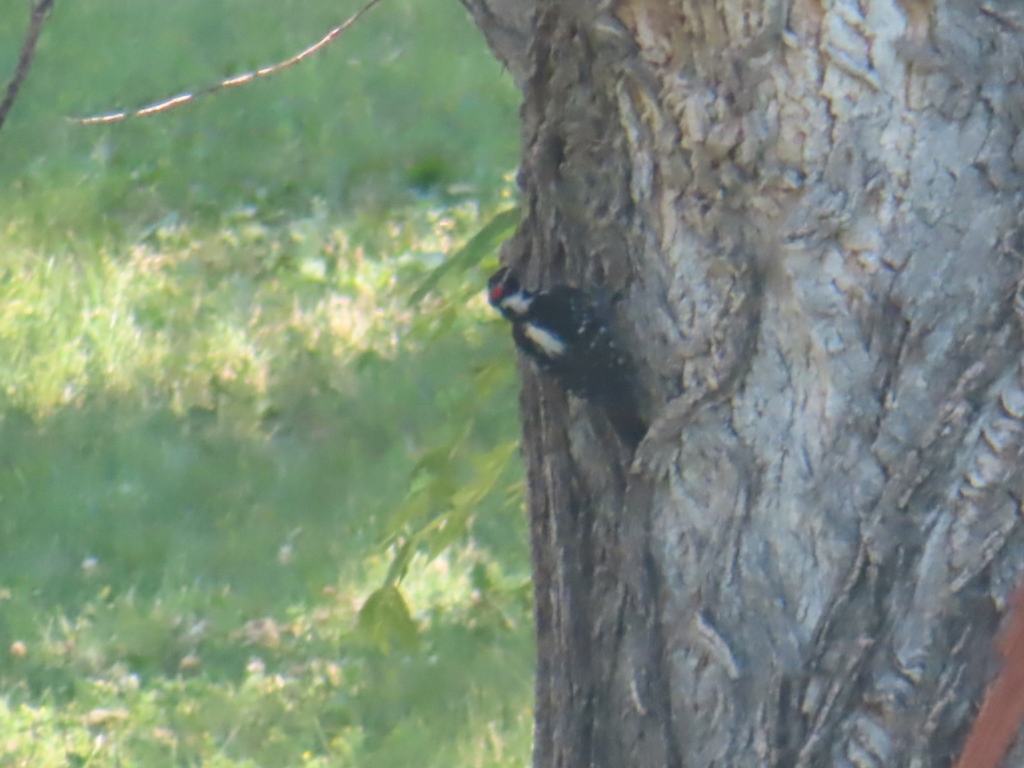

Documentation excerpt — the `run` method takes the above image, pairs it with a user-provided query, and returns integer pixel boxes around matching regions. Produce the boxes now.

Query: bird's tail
[600,389,647,450]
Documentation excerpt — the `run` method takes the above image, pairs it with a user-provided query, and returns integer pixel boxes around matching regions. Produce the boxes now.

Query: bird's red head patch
[487,267,512,306]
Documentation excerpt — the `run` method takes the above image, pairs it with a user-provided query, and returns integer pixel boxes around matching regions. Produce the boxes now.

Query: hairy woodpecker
[488,267,646,447]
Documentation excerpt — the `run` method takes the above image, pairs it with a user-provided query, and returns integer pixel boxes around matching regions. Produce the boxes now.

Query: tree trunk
[469,0,1024,765]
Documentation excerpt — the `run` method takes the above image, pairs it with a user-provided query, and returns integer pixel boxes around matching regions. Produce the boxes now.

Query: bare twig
[72,0,385,125]
[0,0,56,136]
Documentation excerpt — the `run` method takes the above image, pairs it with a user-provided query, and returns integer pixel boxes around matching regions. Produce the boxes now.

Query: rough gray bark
[474,0,1024,766]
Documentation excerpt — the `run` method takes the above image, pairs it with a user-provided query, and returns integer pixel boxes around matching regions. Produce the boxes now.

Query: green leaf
[383,537,416,587]
[357,585,419,653]
[381,491,432,544]
[416,439,519,561]
[421,504,473,560]
[407,206,519,305]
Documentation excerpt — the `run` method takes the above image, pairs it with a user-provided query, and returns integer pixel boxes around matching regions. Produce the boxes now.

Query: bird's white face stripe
[523,323,566,355]
[501,292,532,316]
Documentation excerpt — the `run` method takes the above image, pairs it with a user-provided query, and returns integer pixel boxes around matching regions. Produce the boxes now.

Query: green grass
[0,206,534,767]
[0,0,530,765]
[0,0,520,227]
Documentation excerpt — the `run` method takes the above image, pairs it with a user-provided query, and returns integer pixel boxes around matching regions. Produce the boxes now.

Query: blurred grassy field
[0,0,520,229]
[0,1,530,766]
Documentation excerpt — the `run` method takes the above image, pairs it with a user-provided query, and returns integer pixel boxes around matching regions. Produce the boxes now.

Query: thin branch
[72,0,385,126]
[0,0,56,136]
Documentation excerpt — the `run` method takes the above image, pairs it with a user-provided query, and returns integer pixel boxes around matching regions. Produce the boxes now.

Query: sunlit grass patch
[1,0,529,758]
[0,545,532,767]
[0,194,530,767]
[0,199,499,419]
